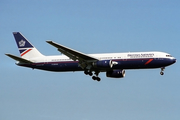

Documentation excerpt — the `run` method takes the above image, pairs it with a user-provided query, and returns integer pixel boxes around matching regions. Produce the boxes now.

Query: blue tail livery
[13,32,44,59]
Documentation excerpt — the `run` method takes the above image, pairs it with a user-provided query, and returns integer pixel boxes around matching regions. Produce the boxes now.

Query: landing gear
[84,70,93,76]
[160,67,165,75]
[92,76,101,81]
[92,71,101,81]
[84,70,101,81]
[160,72,164,75]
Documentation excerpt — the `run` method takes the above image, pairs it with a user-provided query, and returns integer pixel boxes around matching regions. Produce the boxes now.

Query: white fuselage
[29,51,175,63]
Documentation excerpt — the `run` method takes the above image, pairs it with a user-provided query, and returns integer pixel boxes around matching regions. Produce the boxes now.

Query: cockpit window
[166,55,172,57]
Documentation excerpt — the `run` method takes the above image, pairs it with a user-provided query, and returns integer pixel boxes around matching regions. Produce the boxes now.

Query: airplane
[6,32,176,81]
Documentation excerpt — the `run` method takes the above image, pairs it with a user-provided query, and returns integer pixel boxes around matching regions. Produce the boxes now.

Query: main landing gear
[84,70,101,81]
[84,70,93,76]
[92,76,101,81]
[92,71,101,81]
[160,67,165,75]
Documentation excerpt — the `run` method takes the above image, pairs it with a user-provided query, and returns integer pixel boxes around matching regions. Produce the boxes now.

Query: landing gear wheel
[89,72,93,76]
[84,70,88,75]
[92,76,96,80]
[84,70,93,76]
[160,72,164,75]
[97,77,101,82]
[92,76,101,81]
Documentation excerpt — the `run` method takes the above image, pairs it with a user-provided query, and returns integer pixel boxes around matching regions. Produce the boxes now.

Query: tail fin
[13,32,44,59]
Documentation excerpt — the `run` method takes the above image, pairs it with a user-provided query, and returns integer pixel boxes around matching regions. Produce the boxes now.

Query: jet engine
[106,69,125,78]
[93,60,114,69]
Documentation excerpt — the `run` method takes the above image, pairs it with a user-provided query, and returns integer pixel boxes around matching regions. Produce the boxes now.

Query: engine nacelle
[106,69,125,78]
[93,60,113,69]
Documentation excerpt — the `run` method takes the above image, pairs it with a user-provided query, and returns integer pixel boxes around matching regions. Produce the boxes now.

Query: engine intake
[106,69,125,78]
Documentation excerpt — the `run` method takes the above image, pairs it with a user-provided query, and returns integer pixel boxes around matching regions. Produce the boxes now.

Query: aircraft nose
[173,58,176,63]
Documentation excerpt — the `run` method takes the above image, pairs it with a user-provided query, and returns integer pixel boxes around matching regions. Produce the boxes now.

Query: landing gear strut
[160,67,165,75]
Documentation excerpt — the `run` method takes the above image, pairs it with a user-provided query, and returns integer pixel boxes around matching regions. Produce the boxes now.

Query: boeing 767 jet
[6,32,176,81]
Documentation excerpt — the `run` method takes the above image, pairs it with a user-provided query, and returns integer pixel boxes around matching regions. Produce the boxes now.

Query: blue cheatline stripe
[17,58,175,72]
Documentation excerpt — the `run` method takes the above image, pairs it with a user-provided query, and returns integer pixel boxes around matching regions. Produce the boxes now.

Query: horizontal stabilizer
[5,54,33,63]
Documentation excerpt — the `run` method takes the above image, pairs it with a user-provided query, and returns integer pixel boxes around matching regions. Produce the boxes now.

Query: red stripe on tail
[21,49,32,56]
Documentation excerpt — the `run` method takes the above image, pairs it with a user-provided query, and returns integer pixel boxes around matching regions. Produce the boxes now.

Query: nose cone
[170,57,176,64]
[166,58,176,67]
[173,58,176,63]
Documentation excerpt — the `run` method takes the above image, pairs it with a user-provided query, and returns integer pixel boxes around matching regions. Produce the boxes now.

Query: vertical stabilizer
[13,32,44,59]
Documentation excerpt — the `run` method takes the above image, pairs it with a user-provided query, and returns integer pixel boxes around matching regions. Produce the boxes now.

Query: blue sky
[1,0,180,120]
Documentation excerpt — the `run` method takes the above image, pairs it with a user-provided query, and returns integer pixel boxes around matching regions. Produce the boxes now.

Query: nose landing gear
[160,67,165,75]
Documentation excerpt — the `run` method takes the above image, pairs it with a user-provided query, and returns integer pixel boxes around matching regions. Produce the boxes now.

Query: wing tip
[46,40,53,43]
[5,53,11,56]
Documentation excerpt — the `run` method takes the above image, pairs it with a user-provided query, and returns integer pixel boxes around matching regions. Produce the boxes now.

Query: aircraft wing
[46,41,98,62]
[5,54,33,63]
